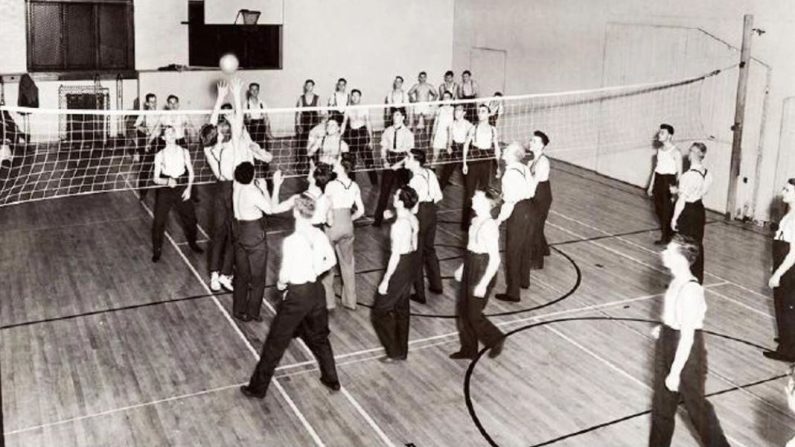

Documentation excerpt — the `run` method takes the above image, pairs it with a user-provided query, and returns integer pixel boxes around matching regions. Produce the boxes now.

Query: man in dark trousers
[241,194,341,398]
[647,123,682,245]
[495,143,534,302]
[373,108,414,227]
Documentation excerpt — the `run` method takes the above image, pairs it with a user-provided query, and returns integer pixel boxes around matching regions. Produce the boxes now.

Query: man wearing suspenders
[374,109,414,227]
[671,142,712,283]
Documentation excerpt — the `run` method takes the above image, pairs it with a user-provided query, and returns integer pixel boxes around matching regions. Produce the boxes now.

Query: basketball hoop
[234,9,261,25]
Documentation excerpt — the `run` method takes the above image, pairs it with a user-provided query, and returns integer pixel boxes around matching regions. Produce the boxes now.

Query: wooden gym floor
[0,161,791,446]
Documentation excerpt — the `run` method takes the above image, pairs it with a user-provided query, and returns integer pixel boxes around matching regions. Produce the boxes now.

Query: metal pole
[726,14,753,219]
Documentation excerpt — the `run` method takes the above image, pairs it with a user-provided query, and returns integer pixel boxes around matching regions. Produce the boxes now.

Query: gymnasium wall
[453,0,795,222]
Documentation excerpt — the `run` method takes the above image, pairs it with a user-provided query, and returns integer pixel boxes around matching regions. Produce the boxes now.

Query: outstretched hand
[216,81,230,100]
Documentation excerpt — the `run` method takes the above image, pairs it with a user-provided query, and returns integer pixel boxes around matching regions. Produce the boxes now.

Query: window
[27,0,134,73]
[187,1,281,69]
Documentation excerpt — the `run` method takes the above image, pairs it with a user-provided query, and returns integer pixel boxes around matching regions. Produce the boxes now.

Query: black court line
[1,218,681,330]
[351,247,582,319]
[463,316,776,447]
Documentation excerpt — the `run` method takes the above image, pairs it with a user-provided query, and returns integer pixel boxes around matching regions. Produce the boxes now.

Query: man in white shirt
[328,78,349,125]
[373,109,414,227]
[241,194,341,399]
[494,143,535,303]
[408,71,438,132]
[649,235,729,447]
[406,149,443,303]
[647,123,682,245]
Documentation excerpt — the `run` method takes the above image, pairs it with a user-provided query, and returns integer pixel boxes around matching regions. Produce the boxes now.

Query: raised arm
[210,81,230,126]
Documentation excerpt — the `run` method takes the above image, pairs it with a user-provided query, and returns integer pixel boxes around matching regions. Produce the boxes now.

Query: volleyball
[219,53,239,75]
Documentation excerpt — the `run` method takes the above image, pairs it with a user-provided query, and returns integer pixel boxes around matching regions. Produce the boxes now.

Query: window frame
[25,0,135,76]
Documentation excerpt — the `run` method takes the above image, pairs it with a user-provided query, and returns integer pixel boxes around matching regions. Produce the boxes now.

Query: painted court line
[127,184,327,447]
[190,213,393,447]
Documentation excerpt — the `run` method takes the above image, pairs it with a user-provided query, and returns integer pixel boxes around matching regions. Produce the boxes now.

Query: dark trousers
[372,254,415,359]
[413,202,443,300]
[345,127,378,186]
[152,185,198,255]
[649,326,729,447]
[531,181,553,268]
[457,251,503,355]
[677,200,705,283]
[210,181,234,276]
[373,167,410,225]
[653,174,677,242]
[773,240,795,354]
[233,219,268,318]
[505,200,533,298]
[463,154,493,227]
[247,281,338,396]
[295,130,311,175]
[438,142,465,190]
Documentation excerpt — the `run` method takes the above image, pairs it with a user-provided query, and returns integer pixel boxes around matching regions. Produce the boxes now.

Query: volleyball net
[0,65,739,207]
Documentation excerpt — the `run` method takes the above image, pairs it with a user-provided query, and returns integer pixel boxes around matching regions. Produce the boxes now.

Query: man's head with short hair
[462,70,472,81]
[394,185,419,211]
[658,123,675,142]
[662,234,700,271]
[394,76,404,88]
[304,79,315,92]
[392,108,405,126]
[249,83,260,97]
[336,78,347,91]
[444,70,454,80]
[477,104,490,122]
[145,93,157,109]
[454,104,466,119]
[690,142,707,161]
[501,142,525,163]
[294,194,316,220]
[234,162,255,185]
[310,161,334,192]
[442,90,453,101]
[199,124,218,148]
[471,188,499,215]
[418,71,427,82]
[166,95,179,110]
[409,149,427,167]
[532,130,550,149]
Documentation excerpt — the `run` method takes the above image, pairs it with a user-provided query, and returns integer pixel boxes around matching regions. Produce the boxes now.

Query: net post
[726,14,754,220]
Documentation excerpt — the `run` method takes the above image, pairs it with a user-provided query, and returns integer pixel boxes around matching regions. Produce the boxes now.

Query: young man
[649,235,729,447]
[408,71,438,132]
[647,123,682,245]
[245,83,273,151]
[150,126,202,262]
[373,186,419,362]
[449,189,504,360]
[494,143,535,303]
[133,93,159,199]
[457,70,479,123]
[373,109,414,227]
[671,142,713,283]
[328,78,349,125]
[438,70,459,100]
[528,130,552,270]
[386,76,410,124]
[295,79,321,174]
[462,104,500,229]
[308,116,349,165]
[341,89,378,186]
[765,179,795,362]
[240,194,340,399]
[406,149,444,304]
[437,104,472,190]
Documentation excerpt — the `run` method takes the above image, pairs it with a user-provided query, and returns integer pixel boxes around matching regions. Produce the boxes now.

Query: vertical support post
[727,14,754,219]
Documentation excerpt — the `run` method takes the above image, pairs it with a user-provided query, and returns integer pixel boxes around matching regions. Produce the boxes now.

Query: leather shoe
[449,351,476,360]
[429,287,443,294]
[488,339,505,358]
[151,251,161,263]
[763,349,795,362]
[320,377,341,391]
[240,385,266,399]
[495,293,520,303]
[410,294,427,304]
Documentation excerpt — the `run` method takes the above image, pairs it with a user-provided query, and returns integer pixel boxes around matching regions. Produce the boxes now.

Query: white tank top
[655,146,679,175]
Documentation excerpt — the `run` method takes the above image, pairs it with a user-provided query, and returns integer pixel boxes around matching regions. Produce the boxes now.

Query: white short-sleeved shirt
[655,146,681,175]
[281,228,336,284]
[304,188,329,225]
[325,178,361,210]
[381,125,414,153]
[678,166,713,203]
[233,182,270,221]
[501,163,532,202]
[662,278,706,330]
[409,168,442,203]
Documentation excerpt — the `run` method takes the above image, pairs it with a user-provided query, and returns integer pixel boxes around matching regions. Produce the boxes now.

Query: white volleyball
[219,53,239,75]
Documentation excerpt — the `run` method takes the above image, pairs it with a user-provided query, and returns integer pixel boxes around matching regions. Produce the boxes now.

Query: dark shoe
[250,314,264,322]
[653,239,666,245]
[495,293,520,303]
[530,262,544,270]
[372,221,382,228]
[520,283,530,290]
[379,356,398,364]
[240,385,266,399]
[488,339,505,358]
[189,243,204,254]
[762,349,795,362]
[320,377,341,391]
[151,251,161,263]
[234,313,251,322]
[410,294,427,304]
[429,287,443,294]
[449,351,476,360]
